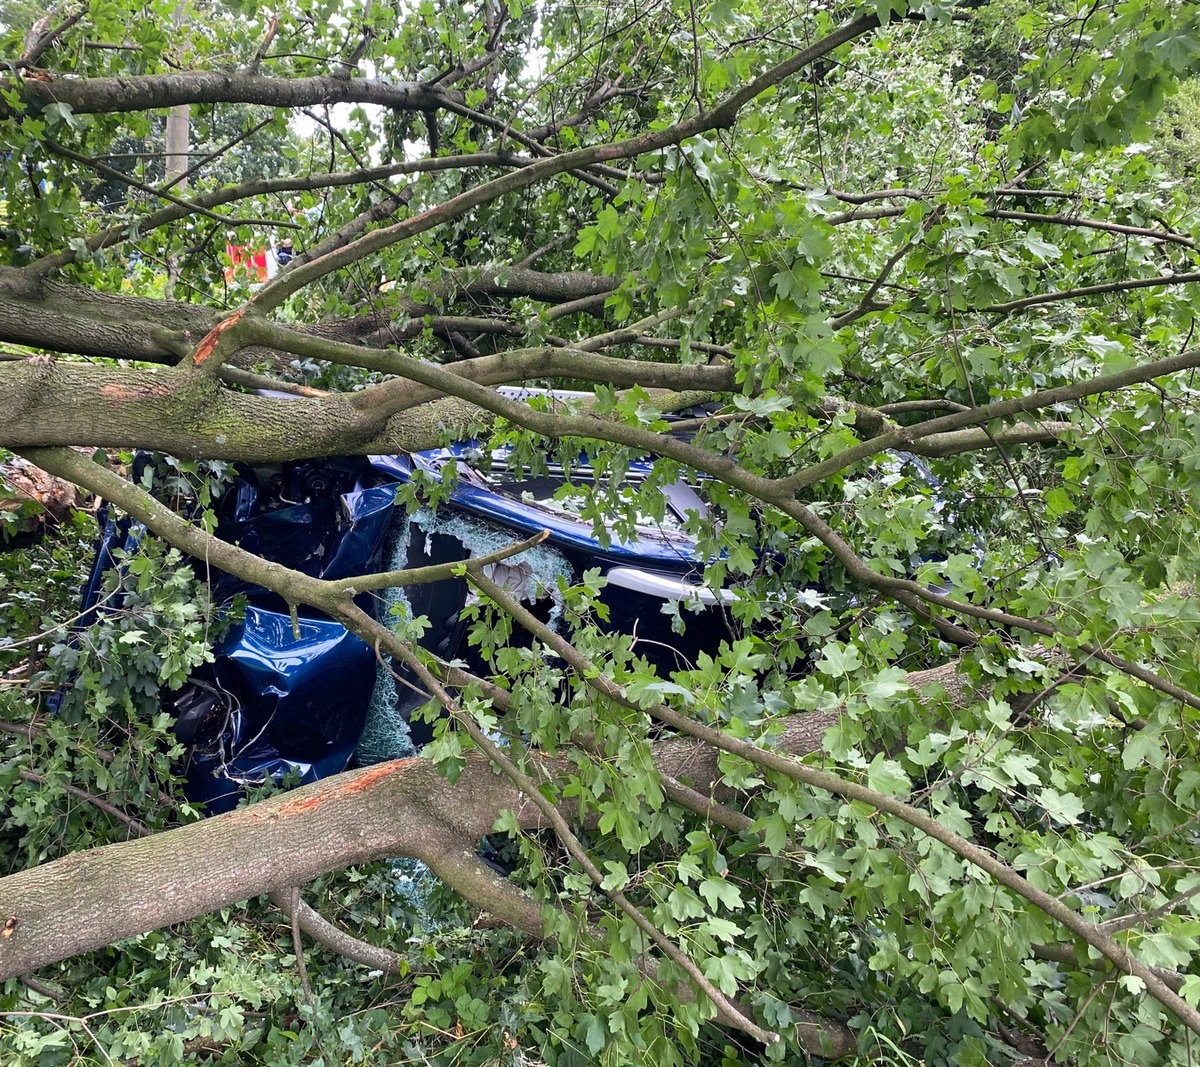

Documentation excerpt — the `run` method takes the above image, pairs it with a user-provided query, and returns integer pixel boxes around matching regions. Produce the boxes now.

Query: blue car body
[84,432,729,811]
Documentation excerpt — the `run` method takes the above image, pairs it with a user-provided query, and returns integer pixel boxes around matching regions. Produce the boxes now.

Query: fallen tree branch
[8,70,462,117]
[785,346,1200,491]
[268,889,404,974]
[11,446,1196,1044]
[465,570,1200,1038]
[15,769,150,839]
[384,634,783,1047]
[981,272,1200,314]
[0,719,115,761]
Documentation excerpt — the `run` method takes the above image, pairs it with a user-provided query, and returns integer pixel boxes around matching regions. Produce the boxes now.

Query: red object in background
[225,243,268,283]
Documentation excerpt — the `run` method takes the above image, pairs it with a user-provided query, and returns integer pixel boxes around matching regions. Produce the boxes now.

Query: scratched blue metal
[368,446,707,570]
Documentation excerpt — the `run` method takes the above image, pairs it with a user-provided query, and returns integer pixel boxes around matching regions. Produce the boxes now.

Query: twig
[1101,881,1200,934]
[288,887,314,1007]
[160,115,276,194]
[382,635,782,1047]
[17,769,150,837]
[19,975,66,1002]
[0,720,116,762]
[41,141,299,231]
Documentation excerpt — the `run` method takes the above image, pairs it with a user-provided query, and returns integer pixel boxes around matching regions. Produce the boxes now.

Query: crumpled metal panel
[178,606,376,811]
[82,445,729,811]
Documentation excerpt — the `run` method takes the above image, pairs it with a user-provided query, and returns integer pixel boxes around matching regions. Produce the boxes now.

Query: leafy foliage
[5,0,1200,1064]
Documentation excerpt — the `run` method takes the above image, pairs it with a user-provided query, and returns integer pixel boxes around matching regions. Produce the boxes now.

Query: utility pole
[163,0,189,298]
[164,1,189,191]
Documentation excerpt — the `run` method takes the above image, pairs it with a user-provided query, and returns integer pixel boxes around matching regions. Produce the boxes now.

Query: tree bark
[0,271,218,362]
[0,655,968,982]
[0,268,619,365]
[9,71,461,116]
[0,457,77,530]
[0,355,732,458]
[0,756,509,979]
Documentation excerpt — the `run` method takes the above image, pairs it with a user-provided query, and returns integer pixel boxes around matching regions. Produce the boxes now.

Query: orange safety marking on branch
[342,758,413,794]
[271,759,412,817]
[191,307,248,367]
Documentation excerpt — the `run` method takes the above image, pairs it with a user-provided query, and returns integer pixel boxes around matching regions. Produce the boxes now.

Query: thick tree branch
[0,350,731,457]
[899,421,1075,457]
[0,755,486,977]
[0,261,618,364]
[0,270,219,363]
[986,209,1199,251]
[8,71,462,117]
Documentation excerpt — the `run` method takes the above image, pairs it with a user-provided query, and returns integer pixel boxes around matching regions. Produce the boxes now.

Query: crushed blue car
[81,389,960,812]
[82,408,735,811]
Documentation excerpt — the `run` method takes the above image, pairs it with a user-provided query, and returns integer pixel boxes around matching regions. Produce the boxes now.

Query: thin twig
[17,769,150,837]
[288,887,314,1007]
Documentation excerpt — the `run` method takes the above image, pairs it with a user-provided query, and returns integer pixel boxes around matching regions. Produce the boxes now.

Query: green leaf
[698,875,743,911]
[1022,232,1061,262]
[601,860,630,891]
[1122,728,1165,770]
[866,755,910,796]
[1038,787,1084,826]
[815,642,861,679]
